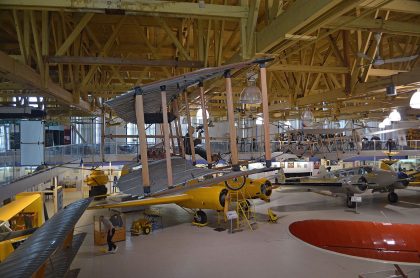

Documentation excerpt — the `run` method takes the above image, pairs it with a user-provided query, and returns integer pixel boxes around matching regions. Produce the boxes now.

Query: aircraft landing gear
[346,195,356,208]
[388,191,399,203]
[193,210,208,225]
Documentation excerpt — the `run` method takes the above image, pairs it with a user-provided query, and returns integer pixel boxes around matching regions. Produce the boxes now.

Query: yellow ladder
[225,189,257,231]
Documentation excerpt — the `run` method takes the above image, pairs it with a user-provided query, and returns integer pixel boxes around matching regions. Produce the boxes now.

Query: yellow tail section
[379,161,393,171]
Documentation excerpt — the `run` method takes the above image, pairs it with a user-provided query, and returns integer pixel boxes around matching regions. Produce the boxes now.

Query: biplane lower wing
[0,198,92,278]
[118,157,279,197]
[289,220,420,265]
[89,194,192,209]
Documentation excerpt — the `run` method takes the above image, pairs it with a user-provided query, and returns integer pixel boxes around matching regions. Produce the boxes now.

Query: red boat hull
[289,220,420,264]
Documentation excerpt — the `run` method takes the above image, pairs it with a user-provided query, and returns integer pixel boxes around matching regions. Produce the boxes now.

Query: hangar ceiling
[0,0,419,122]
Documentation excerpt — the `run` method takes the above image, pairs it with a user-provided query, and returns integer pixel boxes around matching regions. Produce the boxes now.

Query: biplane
[89,58,280,223]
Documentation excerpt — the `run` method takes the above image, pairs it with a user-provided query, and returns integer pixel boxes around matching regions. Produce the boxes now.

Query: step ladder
[224,189,257,231]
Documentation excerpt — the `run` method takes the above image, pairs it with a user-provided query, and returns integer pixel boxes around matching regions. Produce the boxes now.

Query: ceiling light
[240,86,262,104]
[389,109,401,121]
[383,117,391,126]
[240,72,262,104]
[196,108,209,119]
[378,122,386,129]
[410,89,420,109]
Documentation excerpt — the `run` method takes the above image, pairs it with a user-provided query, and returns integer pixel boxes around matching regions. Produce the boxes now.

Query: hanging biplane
[89,58,279,224]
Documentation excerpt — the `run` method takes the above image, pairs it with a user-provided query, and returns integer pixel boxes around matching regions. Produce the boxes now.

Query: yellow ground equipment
[130,219,152,236]
[85,169,109,198]
[267,208,278,223]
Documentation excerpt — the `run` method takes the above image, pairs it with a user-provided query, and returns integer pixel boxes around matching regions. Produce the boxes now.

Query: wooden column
[135,93,150,193]
[100,110,105,162]
[259,63,272,167]
[173,99,185,157]
[225,71,239,171]
[200,84,212,168]
[161,87,173,186]
[184,91,196,165]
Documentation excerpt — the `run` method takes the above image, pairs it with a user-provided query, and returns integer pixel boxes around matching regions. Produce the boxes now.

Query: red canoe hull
[289,220,420,264]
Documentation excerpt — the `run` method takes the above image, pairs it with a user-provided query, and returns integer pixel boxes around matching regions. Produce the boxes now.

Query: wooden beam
[268,64,349,74]
[259,63,271,166]
[157,17,192,61]
[55,13,94,56]
[46,56,204,68]
[0,50,91,111]
[225,71,239,170]
[0,1,249,19]
[12,10,27,64]
[326,15,420,37]
[161,89,173,187]
[81,16,126,90]
[256,0,342,53]
[184,91,196,165]
[200,85,212,167]
[135,94,150,192]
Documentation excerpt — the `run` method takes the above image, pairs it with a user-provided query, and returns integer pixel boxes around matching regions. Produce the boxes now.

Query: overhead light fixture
[196,108,209,119]
[410,89,420,109]
[378,122,386,129]
[383,117,391,126]
[240,72,262,104]
[389,109,401,121]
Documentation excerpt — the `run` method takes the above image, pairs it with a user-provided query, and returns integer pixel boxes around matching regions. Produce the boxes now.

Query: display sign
[226,210,238,220]
[351,196,362,203]
[20,120,44,166]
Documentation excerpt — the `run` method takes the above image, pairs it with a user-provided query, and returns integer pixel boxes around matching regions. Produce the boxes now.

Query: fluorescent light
[410,89,420,109]
[389,109,401,121]
[383,117,391,126]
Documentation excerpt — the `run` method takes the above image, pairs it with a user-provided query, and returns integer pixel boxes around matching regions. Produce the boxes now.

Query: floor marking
[399,201,420,206]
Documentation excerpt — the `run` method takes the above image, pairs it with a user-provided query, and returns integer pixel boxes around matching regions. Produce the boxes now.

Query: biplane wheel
[194,210,207,224]
[224,176,246,191]
[388,192,398,203]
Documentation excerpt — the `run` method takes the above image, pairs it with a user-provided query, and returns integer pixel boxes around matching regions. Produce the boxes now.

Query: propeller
[357,32,418,67]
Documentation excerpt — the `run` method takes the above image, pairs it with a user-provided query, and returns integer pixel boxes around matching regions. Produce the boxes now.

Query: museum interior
[0,1,420,277]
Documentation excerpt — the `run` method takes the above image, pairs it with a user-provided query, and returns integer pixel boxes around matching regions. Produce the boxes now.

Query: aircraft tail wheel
[194,210,207,224]
[224,176,246,191]
[388,192,399,203]
[346,196,356,208]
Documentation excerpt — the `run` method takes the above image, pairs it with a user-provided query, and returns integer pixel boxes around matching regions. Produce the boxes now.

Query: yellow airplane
[89,176,274,224]
[0,193,44,262]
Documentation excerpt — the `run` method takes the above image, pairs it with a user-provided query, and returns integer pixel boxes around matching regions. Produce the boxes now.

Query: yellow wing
[88,194,193,210]
[0,194,41,222]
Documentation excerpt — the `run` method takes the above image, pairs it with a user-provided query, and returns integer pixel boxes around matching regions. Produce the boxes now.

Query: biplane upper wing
[0,198,92,278]
[290,219,420,265]
[105,58,272,124]
[0,194,41,222]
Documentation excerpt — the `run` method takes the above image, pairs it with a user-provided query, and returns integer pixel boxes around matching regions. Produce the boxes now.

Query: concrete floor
[64,188,420,278]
